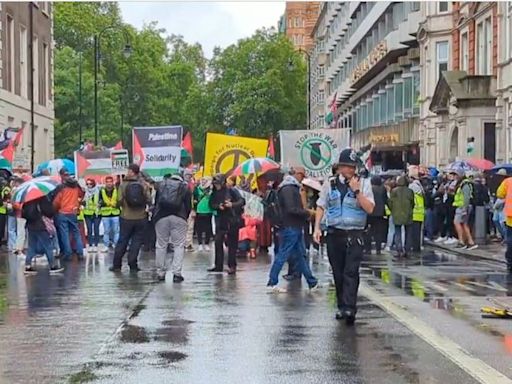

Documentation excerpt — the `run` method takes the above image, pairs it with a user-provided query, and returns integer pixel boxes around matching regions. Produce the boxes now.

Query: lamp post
[288,48,311,130]
[94,26,132,146]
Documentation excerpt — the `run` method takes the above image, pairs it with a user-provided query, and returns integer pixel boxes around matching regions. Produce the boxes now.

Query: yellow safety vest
[0,187,11,215]
[413,193,425,222]
[100,188,120,216]
[83,193,99,216]
[384,204,391,218]
[77,207,84,221]
[453,180,471,208]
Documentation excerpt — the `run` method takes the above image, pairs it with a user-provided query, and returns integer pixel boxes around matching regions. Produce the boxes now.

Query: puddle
[154,326,189,344]
[158,351,187,363]
[120,325,150,343]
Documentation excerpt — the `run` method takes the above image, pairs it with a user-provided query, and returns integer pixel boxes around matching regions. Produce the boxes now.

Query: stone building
[0,2,54,170]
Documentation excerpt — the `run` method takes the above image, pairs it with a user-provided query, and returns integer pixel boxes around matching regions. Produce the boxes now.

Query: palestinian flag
[74,150,113,182]
[0,128,24,170]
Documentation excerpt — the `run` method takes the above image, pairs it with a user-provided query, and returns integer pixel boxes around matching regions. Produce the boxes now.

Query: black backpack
[157,178,186,212]
[22,201,40,223]
[125,181,146,208]
[263,189,283,227]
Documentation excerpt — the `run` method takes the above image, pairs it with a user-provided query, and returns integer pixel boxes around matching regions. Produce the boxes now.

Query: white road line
[360,282,512,384]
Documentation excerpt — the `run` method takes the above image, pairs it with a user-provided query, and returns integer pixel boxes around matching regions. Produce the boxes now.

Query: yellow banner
[203,133,269,176]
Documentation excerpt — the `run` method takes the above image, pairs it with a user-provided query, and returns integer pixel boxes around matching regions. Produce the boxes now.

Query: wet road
[0,246,509,383]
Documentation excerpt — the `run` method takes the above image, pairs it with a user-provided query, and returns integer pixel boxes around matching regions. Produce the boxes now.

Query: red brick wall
[452,2,460,71]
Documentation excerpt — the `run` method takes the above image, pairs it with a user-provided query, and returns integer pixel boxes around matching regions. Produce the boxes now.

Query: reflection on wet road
[0,247,508,383]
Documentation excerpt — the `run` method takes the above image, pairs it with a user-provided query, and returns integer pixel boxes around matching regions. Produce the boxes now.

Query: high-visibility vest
[82,193,99,216]
[384,204,391,218]
[0,187,11,215]
[77,207,84,221]
[100,188,120,216]
[413,193,425,222]
[453,180,471,208]
[502,178,512,218]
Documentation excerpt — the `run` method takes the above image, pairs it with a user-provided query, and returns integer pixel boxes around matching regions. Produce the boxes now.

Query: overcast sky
[118,1,286,58]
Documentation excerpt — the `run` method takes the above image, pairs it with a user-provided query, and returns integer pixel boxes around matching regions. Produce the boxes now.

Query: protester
[443,174,459,245]
[110,164,151,273]
[99,176,120,250]
[22,196,64,275]
[183,169,196,252]
[492,196,506,243]
[451,169,478,250]
[314,148,374,324]
[496,174,512,273]
[268,168,318,293]
[388,176,414,258]
[83,178,101,253]
[53,169,85,261]
[0,177,11,248]
[208,173,245,274]
[408,167,426,253]
[239,215,260,258]
[364,175,387,255]
[193,177,213,252]
[7,177,22,253]
[153,173,191,282]
[433,181,447,242]
[384,179,396,251]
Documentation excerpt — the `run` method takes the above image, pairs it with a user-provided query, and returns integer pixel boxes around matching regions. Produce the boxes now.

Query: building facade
[0,2,54,170]
[282,2,321,52]
[309,4,327,130]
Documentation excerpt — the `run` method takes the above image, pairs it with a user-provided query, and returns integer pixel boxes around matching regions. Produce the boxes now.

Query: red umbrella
[466,158,494,171]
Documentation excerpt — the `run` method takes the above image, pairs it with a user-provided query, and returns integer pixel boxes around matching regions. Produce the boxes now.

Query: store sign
[370,133,399,145]
[111,149,129,175]
[351,40,388,84]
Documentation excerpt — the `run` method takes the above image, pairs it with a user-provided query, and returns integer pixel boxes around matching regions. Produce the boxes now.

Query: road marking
[360,282,512,384]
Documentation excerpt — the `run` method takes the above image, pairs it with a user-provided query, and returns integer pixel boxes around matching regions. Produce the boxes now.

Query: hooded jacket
[278,175,309,228]
[388,176,414,226]
[117,175,151,220]
[370,176,388,218]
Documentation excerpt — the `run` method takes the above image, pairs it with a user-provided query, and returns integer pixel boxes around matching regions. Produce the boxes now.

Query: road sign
[111,149,129,175]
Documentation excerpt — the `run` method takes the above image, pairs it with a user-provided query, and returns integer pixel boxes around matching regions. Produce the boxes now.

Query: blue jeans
[7,215,17,251]
[85,215,101,247]
[55,213,84,259]
[102,216,120,246]
[25,229,55,267]
[425,208,436,240]
[268,227,317,287]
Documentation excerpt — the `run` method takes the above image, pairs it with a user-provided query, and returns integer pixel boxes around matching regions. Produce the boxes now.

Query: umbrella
[445,160,476,172]
[490,164,512,175]
[231,157,280,176]
[466,158,494,171]
[12,176,61,204]
[34,159,74,177]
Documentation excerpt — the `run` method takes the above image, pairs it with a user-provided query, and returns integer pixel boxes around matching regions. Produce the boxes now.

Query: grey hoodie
[278,175,309,228]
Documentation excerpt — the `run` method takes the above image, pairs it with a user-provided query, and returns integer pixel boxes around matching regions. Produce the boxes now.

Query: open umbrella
[231,158,280,176]
[34,159,74,177]
[491,164,512,175]
[466,158,494,171]
[12,176,61,204]
[445,160,475,172]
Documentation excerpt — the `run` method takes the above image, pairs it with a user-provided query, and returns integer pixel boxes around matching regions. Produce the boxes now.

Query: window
[476,17,492,75]
[438,2,449,13]
[5,15,14,92]
[460,32,469,71]
[43,42,49,105]
[20,26,28,98]
[33,35,39,103]
[507,2,512,60]
[368,100,374,127]
[413,71,420,115]
[373,96,379,126]
[294,17,300,28]
[395,81,403,116]
[436,41,449,79]
[387,87,394,123]
[288,18,292,28]
[403,77,413,114]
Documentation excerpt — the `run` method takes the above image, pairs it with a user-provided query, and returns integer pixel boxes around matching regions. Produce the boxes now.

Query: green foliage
[54,3,307,162]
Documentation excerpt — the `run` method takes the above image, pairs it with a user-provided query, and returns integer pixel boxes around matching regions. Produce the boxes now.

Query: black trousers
[0,214,6,244]
[142,219,156,252]
[195,214,213,245]
[364,217,388,253]
[326,231,364,314]
[113,218,147,269]
[434,205,447,237]
[406,221,422,253]
[214,219,239,270]
[446,205,456,238]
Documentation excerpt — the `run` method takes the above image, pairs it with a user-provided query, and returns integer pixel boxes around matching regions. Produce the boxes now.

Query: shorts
[454,207,471,225]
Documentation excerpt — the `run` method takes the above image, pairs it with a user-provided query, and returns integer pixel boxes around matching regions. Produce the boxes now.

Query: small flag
[112,141,123,150]
[181,132,193,162]
[267,135,275,160]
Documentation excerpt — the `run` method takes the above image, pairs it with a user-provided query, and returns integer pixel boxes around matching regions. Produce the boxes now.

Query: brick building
[282,2,320,52]
[0,2,54,170]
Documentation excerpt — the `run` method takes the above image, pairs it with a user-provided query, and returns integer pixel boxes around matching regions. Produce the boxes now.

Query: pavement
[0,245,511,384]
[426,237,507,264]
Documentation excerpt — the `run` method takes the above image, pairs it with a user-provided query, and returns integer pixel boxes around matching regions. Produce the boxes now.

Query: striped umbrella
[12,176,61,204]
[231,158,280,176]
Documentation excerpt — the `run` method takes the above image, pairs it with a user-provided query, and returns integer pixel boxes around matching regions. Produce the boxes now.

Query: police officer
[314,148,375,325]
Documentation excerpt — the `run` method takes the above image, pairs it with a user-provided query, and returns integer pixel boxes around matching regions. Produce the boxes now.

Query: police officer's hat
[337,148,359,168]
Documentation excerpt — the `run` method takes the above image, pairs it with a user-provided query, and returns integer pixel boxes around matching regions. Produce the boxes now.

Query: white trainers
[467,244,479,251]
[267,285,287,294]
[99,245,108,253]
[309,283,321,292]
[435,236,447,243]
[204,244,211,252]
[198,245,204,252]
[444,237,458,245]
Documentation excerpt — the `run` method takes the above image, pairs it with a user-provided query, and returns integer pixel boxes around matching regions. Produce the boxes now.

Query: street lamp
[288,48,311,130]
[94,26,132,146]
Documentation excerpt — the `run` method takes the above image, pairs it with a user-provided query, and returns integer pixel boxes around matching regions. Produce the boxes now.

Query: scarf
[85,185,99,201]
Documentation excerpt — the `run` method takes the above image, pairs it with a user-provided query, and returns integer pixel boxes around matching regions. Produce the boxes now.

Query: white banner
[279,129,351,178]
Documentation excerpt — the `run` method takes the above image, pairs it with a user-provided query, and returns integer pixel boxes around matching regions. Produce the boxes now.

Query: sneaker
[24,266,37,275]
[204,244,211,252]
[342,310,356,326]
[283,273,300,281]
[99,245,108,253]
[49,266,64,274]
[226,267,236,275]
[309,283,321,292]
[185,245,195,252]
[157,272,166,282]
[454,243,467,250]
[198,245,204,252]
[335,311,345,320]
[109,266,122,272]
[173,274,184,283]
[466,244,479,251]
[384,246,391,252]
[266,285,287,294]
[445,238,458,245]
[435,236,447,243]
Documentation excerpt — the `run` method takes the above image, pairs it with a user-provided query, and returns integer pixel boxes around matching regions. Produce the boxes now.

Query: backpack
[157,178,186,212]
[125,181,146,208]
[263,189,283,227]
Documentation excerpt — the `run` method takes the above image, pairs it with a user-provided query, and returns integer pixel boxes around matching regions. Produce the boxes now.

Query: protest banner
[111,149,129,175]
[74,150,113,182]
[132,126,183,180]
[203,133,268,176]
[279,129,351,178]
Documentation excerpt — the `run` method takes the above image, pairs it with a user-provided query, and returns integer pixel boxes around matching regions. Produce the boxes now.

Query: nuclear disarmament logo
[210,144,255,176]
[296,133,338,177]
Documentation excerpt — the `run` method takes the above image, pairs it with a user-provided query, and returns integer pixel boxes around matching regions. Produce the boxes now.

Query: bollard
[473,206,487,245]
